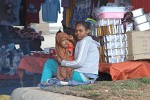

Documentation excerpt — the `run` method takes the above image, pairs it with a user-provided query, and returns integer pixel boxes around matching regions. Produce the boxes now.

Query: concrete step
[11,87,91,100]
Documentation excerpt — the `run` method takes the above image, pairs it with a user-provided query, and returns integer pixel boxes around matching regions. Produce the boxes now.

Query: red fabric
[31,52,51,58]
[108,0,114,3]
[67,43,74,60]
[131,0,150,13]
[0,74,19,80]
[99,61,150,81]
[26,0,44,24]
[17,56,48,79]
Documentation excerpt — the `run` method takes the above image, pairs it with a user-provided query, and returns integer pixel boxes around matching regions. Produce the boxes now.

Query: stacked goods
[126,30,150,60]
[92,6,132,63]
[132,8,150,31]
[96,6,126,36]
[103,34,128,63]
[122,8,150,60]
[147,13,150,21]
[91,6,150,62]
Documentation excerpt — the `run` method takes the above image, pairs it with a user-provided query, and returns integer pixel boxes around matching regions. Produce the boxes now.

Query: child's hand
[68,51,73,57]
[69,35,74,41]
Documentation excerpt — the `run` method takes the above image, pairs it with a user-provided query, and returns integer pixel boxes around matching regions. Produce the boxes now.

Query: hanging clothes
[0,0,22,26]
[0,0,5,22]
[90,0,101,19]
[42,0,60,23]
[26,0,44,24]
[61,0,70,8]
[19,0,26,26]
[62,0,75,27]
[69,0,92,28]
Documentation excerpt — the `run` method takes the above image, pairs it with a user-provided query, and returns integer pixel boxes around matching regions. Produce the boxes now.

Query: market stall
[0,0,150,82]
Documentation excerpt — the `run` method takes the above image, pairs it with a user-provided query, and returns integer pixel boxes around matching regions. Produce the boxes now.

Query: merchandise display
[133,14,148,25]
[132,8,150,31]
[132,8,144,18]
[135,21,150,31]
[0,0,150,85]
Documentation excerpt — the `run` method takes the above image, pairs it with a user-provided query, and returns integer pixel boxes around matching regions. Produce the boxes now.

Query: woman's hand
[54,55,62,64]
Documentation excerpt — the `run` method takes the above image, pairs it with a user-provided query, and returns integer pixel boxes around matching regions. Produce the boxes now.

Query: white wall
[39,0,63,34]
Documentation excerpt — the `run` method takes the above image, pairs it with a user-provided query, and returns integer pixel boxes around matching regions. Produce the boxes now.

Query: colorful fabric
[17,56,48,79]
[38,77,91,89]
[62,0,75,27]
[99,61,150,81]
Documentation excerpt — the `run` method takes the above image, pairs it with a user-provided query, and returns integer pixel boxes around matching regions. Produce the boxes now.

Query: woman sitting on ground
[40,20,100,85]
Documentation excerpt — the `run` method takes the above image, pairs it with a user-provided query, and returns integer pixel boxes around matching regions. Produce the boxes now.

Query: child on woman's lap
[40,20,100,84]
[55,32,75,81]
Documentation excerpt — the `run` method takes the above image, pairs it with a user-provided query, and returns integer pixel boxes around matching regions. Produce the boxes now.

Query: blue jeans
[40,59,89,82]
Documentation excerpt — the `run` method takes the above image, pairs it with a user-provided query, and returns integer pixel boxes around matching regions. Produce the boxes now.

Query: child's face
[75,24,89,40]
[61,39,69,48]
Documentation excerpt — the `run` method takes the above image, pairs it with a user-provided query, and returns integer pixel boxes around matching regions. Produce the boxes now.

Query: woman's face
[75,24,89,40]
[61,39,69,48]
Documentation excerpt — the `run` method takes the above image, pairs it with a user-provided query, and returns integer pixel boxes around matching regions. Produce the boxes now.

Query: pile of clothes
[8,26,44,41]
[0,43,23,75]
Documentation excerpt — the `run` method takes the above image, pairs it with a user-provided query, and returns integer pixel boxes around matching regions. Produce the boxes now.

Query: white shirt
[61,36,100,75]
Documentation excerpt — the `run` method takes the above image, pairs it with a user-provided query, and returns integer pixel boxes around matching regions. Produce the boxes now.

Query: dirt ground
[43,77,150,100]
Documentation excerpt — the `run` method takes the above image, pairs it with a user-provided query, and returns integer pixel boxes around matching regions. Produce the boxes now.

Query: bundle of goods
[97,6,126,19]
[132,8,150,31]
[91,3,134,63]
[96,8,127,63]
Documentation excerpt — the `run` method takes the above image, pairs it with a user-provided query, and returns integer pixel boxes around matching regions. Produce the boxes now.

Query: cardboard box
[127,53,150,60]
[126,30,150,55]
